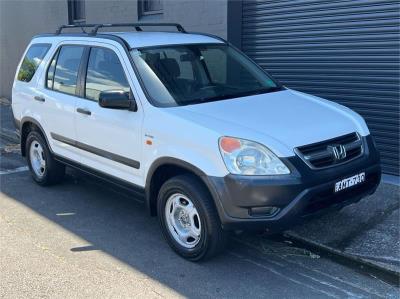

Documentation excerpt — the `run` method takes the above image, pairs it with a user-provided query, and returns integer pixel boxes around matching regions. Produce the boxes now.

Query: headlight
[218,137,290,175]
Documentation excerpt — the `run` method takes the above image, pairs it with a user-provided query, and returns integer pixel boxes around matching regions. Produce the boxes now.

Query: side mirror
[98,90,137,112]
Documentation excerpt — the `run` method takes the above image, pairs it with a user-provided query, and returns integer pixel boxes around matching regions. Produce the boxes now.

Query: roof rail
[55,23,186,35]
[188,31,227,44]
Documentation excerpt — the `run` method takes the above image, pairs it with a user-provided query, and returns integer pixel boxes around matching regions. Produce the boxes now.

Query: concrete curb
[284,232,400,279]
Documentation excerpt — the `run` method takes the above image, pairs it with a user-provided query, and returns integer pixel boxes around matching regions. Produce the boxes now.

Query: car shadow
[0,167,281,297]
[2,163,398,298]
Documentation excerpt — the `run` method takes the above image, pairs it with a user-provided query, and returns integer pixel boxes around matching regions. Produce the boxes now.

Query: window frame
[45,44,88,98]
[17,43,51,83]
[45,46,61,90]
[139,0,163,17]
[82,46,131,102]
[45,43,133,102]
[68,0,86,25]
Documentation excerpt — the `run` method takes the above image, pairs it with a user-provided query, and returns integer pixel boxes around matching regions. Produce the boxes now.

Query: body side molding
[51,132,140,169]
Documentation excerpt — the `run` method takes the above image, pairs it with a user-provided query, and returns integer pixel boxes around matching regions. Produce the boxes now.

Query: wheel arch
[20,117,50,157]
[145,157,220,217]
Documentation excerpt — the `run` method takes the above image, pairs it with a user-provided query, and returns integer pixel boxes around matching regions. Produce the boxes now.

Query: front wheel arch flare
[146,158,213,217]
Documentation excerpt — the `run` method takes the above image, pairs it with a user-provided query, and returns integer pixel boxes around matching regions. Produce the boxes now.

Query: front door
[74,44,144,186]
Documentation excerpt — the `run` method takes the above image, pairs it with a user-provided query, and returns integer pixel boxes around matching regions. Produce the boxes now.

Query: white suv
[12,23,381,261]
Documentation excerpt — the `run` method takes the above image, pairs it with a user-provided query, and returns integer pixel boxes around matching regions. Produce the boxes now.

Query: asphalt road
[0,139,398,298]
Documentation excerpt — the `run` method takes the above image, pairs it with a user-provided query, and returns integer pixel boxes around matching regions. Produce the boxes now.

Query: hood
[165,89,369,157]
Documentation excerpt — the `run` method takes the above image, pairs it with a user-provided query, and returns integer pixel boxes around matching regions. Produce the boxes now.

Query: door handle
[76,108,91,115]
[34,96,45,102]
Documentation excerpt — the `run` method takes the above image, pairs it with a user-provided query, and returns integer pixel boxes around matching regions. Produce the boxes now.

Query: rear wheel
[26,130,65,186]
[157,174,227,261]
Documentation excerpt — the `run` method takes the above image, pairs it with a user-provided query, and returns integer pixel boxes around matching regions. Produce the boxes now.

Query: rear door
[38,44,86,162]
[74,43,144,186]
[12,43,51,127]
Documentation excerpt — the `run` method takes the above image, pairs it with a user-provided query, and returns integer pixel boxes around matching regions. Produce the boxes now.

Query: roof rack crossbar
[55,24,100,35]
[89,23,186,35]
[55,23,186,35]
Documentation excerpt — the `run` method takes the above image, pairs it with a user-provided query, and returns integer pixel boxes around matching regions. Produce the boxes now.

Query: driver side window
[85,47,130,101]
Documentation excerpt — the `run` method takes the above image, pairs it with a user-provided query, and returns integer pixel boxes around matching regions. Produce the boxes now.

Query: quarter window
[85,48,130,101]
[17,44,50,82]
[51,46,85,96]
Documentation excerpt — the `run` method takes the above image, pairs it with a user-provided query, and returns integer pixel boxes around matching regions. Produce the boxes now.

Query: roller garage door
[241,0,400,175]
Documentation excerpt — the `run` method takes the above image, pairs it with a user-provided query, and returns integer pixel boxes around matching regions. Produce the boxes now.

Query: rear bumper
[206,135,381,231]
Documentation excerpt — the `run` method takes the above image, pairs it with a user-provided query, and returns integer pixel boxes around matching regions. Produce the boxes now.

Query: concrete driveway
[0,147,398,298]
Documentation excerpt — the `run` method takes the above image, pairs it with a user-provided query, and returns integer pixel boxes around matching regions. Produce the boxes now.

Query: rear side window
[85,47,130,101]
[17,44,50,82]
[48,45,85,96]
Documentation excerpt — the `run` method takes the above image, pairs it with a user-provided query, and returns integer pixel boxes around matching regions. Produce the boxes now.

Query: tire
[26,130,65,186]
[157,174,227,261]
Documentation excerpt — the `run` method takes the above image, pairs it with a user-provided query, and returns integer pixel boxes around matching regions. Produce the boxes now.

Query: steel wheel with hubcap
[29,140,46,178]
[158,174,227,261]
[165,193,202,249]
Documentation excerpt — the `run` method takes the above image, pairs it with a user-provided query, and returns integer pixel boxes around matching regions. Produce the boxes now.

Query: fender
[145,157,206,207]
[146,157,207,186]
[145,157,227,217]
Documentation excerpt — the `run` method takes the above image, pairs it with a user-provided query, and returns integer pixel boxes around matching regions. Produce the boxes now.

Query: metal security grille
[241,0,400,175]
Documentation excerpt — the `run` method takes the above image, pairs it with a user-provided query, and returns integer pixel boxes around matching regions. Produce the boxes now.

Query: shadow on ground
[0,153,398,297]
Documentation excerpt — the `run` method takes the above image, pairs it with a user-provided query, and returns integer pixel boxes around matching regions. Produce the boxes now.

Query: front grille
[295,133,363,169]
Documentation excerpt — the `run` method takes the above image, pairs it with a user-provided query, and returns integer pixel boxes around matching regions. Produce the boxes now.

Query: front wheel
[157,175,227,261]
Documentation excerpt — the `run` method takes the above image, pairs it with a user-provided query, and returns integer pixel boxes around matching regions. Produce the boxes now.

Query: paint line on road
[298,272,363,298]
[232,237,388,298]
[56,212,76,216]
[228,251,340,298]
[0,166,29,175]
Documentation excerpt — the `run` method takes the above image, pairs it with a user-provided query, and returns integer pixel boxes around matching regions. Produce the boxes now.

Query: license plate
[334,172,365,193]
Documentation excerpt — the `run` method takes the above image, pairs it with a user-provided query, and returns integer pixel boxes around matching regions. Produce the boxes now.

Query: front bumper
[206,135,381,231]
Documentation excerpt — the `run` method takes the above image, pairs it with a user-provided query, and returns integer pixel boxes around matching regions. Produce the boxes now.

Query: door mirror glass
[98,90,137,111]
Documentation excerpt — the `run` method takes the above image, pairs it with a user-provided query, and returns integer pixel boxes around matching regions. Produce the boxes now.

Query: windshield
[130,44,282,107]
